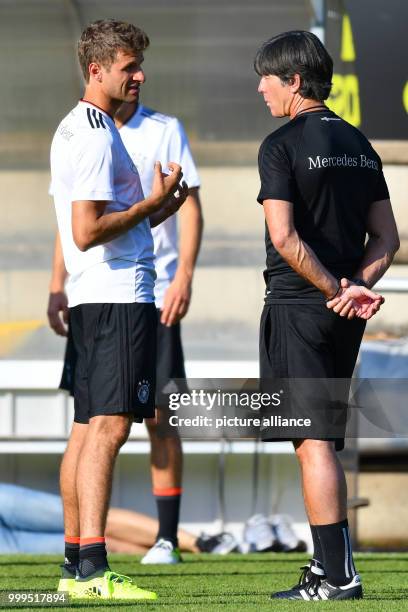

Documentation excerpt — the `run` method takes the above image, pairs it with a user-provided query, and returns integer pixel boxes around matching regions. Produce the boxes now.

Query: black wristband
[352,278,368,288]
[326,281,341,302]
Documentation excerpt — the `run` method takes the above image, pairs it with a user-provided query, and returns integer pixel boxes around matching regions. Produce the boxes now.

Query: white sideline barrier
[0,360,259,389]
[1,355,407,453]
[374,277,408,292]
[0,360,307,547]
[0,359,294,454]
[0,440,293,455]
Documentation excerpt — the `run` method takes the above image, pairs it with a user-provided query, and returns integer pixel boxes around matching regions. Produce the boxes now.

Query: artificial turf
[0,553,407,611]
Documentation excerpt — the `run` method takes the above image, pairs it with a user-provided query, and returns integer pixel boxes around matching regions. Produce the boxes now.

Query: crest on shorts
[137,380,150,404]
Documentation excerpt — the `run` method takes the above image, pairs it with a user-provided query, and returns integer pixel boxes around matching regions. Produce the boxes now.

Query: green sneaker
[57,565,76,594]
[71,570,158,601]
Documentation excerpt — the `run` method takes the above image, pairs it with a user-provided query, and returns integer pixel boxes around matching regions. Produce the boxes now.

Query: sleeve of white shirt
[165,119,201,189]
[71,131,116,202]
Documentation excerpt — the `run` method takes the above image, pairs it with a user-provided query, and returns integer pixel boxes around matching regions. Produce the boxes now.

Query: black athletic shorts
[60,306,187,417]
[67,303,157,424]
[155,309,188,409]
[259,303,366,451]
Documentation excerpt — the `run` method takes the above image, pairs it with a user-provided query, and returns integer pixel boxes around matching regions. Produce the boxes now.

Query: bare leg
[178,528,199,552]
[106,536,148,555]
[60,422,88,536]
[294,439,347,524]
[106,507,199,552]
[145,414,183,489]
[76,414,132,538]
[106,508,159,548]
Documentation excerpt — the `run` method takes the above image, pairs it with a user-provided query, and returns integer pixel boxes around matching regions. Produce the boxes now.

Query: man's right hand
[47,291,69,336]
[150,161,184,210]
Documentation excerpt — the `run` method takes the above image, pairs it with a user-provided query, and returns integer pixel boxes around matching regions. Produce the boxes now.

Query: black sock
[310,524,324,566]
[64,539,79,572]
[155,489,182,547]
[316,519,357,586]
[78,541,109,578]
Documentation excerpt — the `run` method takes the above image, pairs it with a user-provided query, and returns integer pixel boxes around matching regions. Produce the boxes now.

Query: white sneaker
[140,538,182,565]
[271,514,307,552]
[243,514,276,552]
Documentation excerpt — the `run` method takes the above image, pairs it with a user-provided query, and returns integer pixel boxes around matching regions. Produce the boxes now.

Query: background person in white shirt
[49,19,188,601]
[49,103,202,565]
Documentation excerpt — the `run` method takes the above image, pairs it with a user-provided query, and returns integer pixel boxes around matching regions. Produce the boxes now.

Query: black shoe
[272,558,325,599]
[314,576,363,600]
[196,532,239,554]
[272,572,362,601]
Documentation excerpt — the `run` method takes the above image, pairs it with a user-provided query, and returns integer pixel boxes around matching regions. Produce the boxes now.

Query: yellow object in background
[327,12,361,127]
[328,74,361,127]
[340,14,356,62]
[403,81,408,114]
[0,320,44,358]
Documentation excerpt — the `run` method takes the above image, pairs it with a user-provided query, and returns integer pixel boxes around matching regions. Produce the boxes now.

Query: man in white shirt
[49,19,188,601]
[117,102,203,565]
[49,56,202,568]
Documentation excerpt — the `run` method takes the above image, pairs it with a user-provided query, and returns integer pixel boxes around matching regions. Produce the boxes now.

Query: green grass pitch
[0,552,407,611]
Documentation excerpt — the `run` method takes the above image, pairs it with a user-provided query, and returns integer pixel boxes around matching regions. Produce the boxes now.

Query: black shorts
[60,306,187,418]
[155,309,188,409]
[67,303,157,424]
[259,303,366,450]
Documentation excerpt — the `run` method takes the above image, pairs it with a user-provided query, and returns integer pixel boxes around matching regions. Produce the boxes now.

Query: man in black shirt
[255,31,399,600]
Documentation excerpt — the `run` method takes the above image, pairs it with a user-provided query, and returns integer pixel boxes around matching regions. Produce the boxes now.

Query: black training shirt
[257,109,389,303]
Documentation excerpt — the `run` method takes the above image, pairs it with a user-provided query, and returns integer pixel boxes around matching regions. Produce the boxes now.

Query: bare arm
[327,199,399,318]
[72,162,185,251]
[178,187,203,279]
[352,199,400,287]
[263,199,339,298]
[263,199,384,319]
[161,187,204,326]
[47,231,69,336]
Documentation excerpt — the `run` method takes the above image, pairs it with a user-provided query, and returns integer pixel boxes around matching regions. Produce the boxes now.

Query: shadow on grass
[0,570,296,582]
[0,556,308,566]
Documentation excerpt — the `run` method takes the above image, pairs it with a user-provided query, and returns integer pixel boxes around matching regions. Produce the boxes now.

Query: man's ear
[288,73,301,94]
[89,62,103,82]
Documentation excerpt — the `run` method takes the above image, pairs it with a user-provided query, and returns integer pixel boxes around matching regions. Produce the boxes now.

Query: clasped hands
[326,278,384,321]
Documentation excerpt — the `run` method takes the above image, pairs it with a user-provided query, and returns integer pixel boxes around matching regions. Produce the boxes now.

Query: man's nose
[258,78,265,93]
[133,68,145,83]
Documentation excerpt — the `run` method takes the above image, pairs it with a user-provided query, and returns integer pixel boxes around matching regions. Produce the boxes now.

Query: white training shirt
[119,104,200,308]
[50,100,155,306]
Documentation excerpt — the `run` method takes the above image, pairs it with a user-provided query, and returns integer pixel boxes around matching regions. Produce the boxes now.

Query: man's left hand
[160,272,192,326]
[326,278,384,320]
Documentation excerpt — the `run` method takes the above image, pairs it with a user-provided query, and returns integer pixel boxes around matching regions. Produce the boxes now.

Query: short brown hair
[78,19,150,82]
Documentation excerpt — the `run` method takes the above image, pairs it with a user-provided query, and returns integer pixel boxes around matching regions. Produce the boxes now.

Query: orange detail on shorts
[80,536,106,546]
[65,536,80,544]
[153,487,183,497]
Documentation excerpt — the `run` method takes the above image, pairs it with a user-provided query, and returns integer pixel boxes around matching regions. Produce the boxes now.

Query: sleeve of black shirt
[372,168,390,202]
[257,137,296,205]
[371,150,390,202]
